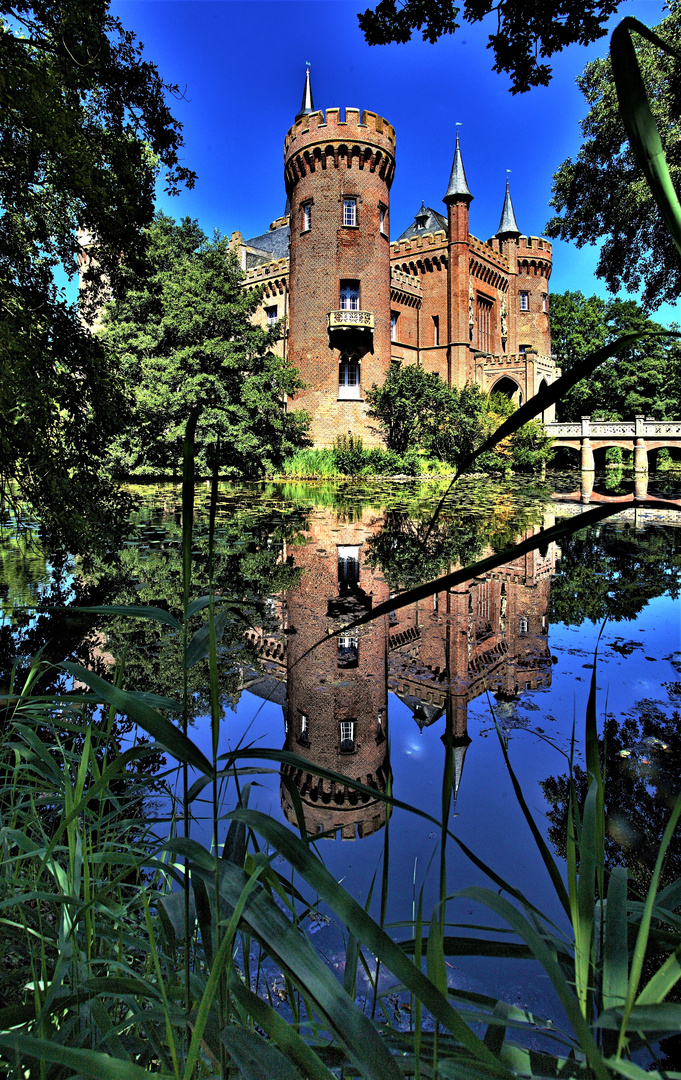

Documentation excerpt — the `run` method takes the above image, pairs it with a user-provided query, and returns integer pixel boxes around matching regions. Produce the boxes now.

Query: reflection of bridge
[547,416,681,474]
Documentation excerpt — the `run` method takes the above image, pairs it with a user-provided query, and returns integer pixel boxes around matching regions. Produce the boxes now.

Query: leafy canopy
[101,214,310,478]
[547,1,681,308]
[549,290,681,420]
[358,0,621,92]
[0,0,196,551]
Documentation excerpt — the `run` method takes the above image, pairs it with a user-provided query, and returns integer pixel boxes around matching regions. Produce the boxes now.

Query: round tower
[284,75,396,447]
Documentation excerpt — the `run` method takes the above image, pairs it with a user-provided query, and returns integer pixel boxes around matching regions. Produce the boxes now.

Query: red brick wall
[285,109,396,447]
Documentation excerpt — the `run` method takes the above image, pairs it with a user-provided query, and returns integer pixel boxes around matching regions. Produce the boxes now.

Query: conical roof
[443,131,472,203]
[496,179,521,238]
[295,65,314,121]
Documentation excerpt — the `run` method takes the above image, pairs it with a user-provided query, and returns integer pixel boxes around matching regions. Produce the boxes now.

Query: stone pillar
[634,418,648,473]
[580,469,594,504]
[580,416,594,476]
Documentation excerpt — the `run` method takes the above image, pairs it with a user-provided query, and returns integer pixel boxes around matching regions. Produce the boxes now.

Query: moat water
[2,470,681,1019]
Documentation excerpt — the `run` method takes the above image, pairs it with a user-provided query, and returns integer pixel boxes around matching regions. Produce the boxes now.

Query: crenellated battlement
[470,234,508,271]
[390,230,447,256]
[242,257,290,288]
[390,267,422,297]
[517,235,552,258]
[284,107,396,155]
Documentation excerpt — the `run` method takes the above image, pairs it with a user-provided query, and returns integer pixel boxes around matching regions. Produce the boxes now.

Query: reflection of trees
[82,500,307,723]
[541,701,681,897]
[365,479,551,589]
[1,490,307,725]
[550,523,681,626]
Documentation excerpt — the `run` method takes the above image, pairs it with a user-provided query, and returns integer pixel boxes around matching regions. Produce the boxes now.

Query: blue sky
[112,0,673,322]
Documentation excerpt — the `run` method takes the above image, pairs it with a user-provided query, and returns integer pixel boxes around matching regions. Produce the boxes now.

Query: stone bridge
[545,415,681,473]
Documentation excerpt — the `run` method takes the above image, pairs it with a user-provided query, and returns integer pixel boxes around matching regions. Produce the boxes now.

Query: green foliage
[0,0,195,552]
[550,521,681,626]
[365,364,495,467]
[546,2,681,309]
[101,214,310,478]
[358,0,621,92]
[550,291,681,420]
[508,419,553,470]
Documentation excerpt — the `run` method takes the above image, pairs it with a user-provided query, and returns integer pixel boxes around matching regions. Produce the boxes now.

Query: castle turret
[284,70,396,446]
[494,179,552,359]
[443,131,473,388]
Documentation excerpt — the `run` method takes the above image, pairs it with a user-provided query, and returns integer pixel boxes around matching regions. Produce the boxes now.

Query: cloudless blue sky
[112,0,674,321]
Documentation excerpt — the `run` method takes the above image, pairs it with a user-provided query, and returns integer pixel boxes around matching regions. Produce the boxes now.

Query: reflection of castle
[246,508,557,840]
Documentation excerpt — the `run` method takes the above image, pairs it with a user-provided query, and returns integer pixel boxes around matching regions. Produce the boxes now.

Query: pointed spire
[295,63,314,121]
[443,130,472,204]
[496,177,521,239]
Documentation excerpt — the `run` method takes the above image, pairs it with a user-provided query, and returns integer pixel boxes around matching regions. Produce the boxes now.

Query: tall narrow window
[338,630,359,668]
[519,616,528,635]
[477,295,493,353]
[302,202,311,231]
[339,721,356,752]
[339,358,360,398]
[343,198,357,226]
[338,546,360,589]
[340,280,360,310]
[433,315,439,346]
[265,305,278,326]
[379,206,387,234]
[542,293,548,313]
[519,291,529,311]
[391,310,399,342]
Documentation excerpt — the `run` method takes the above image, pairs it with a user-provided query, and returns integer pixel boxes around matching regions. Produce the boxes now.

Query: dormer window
[415,204,428,230]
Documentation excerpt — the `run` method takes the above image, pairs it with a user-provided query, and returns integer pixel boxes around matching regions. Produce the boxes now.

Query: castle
[230,68,557,447]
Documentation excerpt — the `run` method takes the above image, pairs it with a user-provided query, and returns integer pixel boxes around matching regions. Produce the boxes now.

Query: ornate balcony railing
[328,309,375,329]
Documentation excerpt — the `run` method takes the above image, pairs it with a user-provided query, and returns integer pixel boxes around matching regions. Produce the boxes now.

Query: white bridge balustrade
[545,415,681,476]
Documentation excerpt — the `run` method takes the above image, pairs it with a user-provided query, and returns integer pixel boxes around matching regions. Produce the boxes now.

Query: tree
[0,0,196,551]
[358,0,621,92]
[550,290,681,420]
[546,2,681,309]
[366,364,491,464]
[101,214,309,477]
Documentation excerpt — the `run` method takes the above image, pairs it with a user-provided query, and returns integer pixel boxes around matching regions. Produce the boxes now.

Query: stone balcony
[328,309,375,330]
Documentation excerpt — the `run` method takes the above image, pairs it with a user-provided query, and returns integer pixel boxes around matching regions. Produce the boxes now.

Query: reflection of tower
[280,508,392,839]
[388,520,557,745]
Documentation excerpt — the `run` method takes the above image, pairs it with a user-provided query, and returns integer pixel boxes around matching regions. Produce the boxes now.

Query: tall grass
[2,14,681,1078]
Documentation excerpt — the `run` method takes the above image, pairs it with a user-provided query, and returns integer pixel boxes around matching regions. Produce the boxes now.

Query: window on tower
[340,280,360,310]
[519,291,529,311]
[379,205,387,234]
[433,315,439,346]
[265,305,278,326]
[343,198,357,227]
[339,720,356,753]
[542,293,548,312]
[390,310,399,341]
[302,202,312,231]
[339,357,360,398]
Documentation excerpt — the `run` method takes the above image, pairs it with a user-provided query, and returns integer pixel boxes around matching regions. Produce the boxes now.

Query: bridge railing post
[580,415,594,479]
[634,415,648,473]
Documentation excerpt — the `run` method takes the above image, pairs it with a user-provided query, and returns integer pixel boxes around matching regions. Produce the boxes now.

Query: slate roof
[397,205,448,241]
[496,180,521,238]
[444,131,472,202]
[243,222,290,267]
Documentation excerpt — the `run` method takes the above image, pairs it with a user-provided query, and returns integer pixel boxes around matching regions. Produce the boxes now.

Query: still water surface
[2,471,681,1016]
